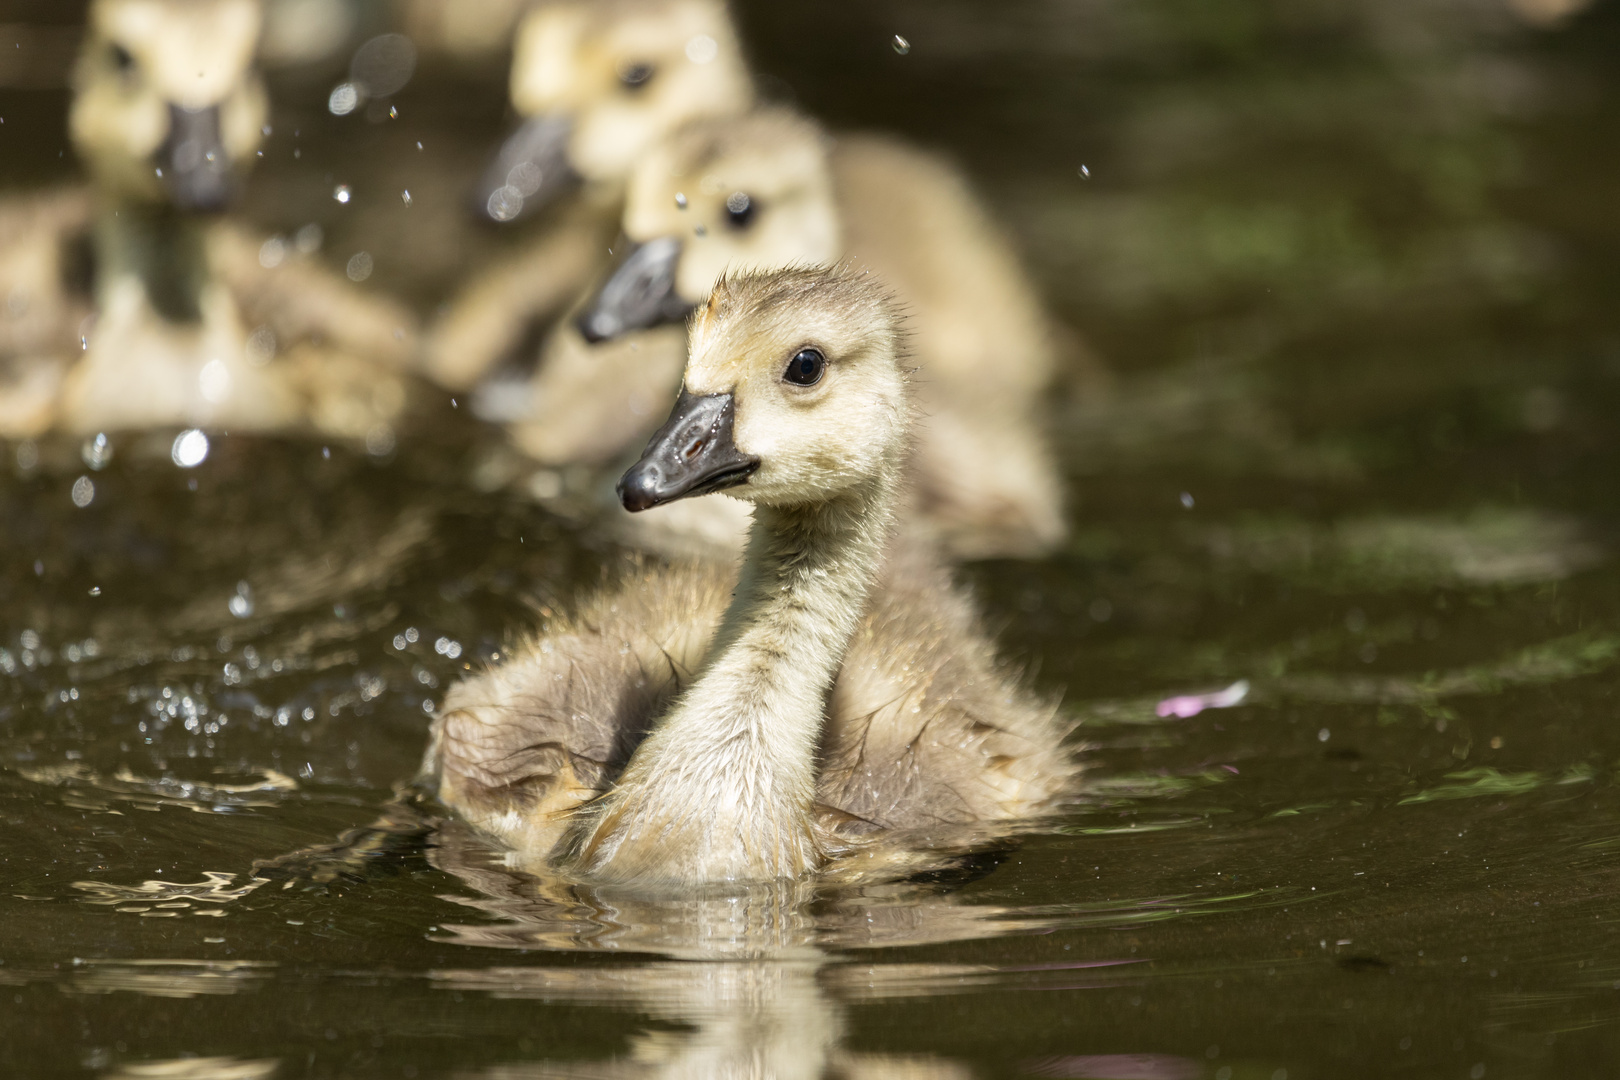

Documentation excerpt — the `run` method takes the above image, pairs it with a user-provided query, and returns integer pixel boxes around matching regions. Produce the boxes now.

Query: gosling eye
[783,347,825,387]
[109,42,136,75]
[618,62,655,90]
[724,191,756,229]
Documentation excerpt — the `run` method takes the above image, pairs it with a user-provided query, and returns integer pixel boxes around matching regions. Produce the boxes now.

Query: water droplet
[81,432,112,470]
[364,423,395,456]
[70,475,94,508]
[198,358,232,403]
[1180,491,1195,508]
[171,429,209,468]
[346,252,374,282]
[327,82,360,116]
[685,34,718,64]
[1079,164,1090,178]
[506,162,543,196]
[228,581,254,619]
[674,192,688,209]
[389,105,399,119]
[892,34,911,54]
[332,184,352,204]
[294,223,323,254]
[400,189,412,206]
[1318,728,1331,742]
[350,33,417,98]
[258,237,286,269]
[246,326,276,365]
[486,186,523,222]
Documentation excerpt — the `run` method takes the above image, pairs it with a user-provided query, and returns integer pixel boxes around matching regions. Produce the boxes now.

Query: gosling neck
[93,199,213,324]
[568,466,900,887]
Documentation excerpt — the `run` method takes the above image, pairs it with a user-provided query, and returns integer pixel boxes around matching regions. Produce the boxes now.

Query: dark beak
[617,390,759,512]
[576,237,692,343]
[474,114,577,223]
[161,104,232,212]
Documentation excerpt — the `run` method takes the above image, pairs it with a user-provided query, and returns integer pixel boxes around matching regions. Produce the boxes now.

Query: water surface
[5,1,1620,1076]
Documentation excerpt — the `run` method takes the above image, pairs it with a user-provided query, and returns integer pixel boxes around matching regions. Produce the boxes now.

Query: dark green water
[5,1,1620,1076]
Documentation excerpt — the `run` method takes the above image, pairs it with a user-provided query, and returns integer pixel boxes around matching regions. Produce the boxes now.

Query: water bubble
[346,252,374,282]
[1318,728,1331,742]
[1180,491,1195,508]
[327,83,360,116]
[20,630,39,650]
[434,637,462,659]
[171,429,209,468]
[400,189,412,206]
[674,192,687,209]
[726,191,751,214]
[294,223,323,254]
[486,186,524,222]
[228,581,254,618]
[70,476,94,508]
[404,627,419,643]
[15,441,38,470]
[199,359,232,403]
[892,34,911,54]
[332,184,352,204]
[258,237,286,268]
[685,34,718,64]
[81,432,113,470]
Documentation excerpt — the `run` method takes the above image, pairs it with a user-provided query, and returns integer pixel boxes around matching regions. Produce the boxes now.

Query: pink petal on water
[1155,679,1249,718]
[1023,1054,1203,1080]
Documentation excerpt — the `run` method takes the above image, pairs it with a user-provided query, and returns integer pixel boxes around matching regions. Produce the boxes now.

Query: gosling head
[578,108,838,342]
[618,266,907,513]
[476,0,753,223]
[70,0,267,213]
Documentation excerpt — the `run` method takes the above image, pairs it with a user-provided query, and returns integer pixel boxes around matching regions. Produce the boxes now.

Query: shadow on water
[6,0,1620,1077]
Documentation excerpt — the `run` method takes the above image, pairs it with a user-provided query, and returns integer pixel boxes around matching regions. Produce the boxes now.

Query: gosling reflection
[437,962,972,1080]
[426,823,986,1080]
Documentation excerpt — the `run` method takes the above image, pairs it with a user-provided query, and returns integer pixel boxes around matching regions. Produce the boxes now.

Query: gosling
[428,266,1075,888]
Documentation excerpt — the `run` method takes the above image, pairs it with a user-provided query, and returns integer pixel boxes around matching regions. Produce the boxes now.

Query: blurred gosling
[421,0,751,390]
[545,108,1076,560]
[0,0,418,439]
